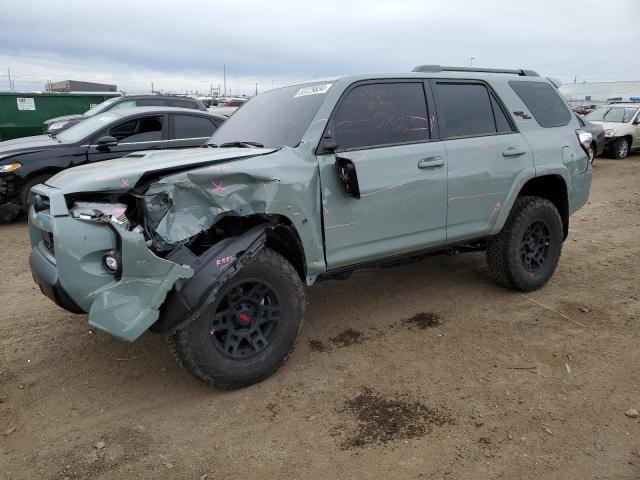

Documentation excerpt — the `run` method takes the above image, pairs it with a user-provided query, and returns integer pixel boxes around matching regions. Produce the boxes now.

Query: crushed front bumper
[27,183,193,341]
[0,175,21,219]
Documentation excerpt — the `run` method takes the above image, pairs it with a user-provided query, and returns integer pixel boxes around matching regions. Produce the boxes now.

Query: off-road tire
[169,248,305,389]
[486,196,563,292]
[612,137,630,160]
[21,174,53,208]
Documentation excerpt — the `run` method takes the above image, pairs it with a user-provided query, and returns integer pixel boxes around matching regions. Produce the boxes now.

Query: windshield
[83,97,121,116]
[56,112,120,143]
[207,82,333,148]
[586,106,638,123]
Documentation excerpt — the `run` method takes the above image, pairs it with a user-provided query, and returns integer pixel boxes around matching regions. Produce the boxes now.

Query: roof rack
[412,65,539,77]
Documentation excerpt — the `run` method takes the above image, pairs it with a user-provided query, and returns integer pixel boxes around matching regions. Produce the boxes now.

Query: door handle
[502,147,526,158]
[417,156,445,169]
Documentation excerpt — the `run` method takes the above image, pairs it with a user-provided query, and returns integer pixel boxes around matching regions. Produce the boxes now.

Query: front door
[87,113,167,162]
[318,81,448,269]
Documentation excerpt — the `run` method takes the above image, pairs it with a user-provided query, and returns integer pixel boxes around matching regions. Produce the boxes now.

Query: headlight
[605,128,617,137]
[70,201,128,225]
[0,162,21,173]
[49,121,68,131]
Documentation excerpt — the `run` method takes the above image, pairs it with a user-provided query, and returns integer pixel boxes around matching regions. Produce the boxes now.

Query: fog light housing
[102,250,122,279]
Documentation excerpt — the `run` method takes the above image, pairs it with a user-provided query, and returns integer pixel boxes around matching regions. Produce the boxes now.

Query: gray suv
[28,65,593,389]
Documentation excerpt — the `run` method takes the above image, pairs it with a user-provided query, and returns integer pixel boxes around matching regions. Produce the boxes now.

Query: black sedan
[43,94,208,135]
[0,107,225,221]
[575,113,605,164]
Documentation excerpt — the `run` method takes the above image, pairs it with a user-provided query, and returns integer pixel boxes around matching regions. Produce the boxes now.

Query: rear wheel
[612,137,630,159]
[486,196,563,291]
[169,248,305,389]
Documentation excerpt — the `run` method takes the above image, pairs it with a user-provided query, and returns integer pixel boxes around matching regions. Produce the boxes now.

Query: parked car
[42,95,208,135]
[28,66,592,389]
[0,107,225,221]
[575,113,605,163]
[585,103,640,159]
[223,97,248,107]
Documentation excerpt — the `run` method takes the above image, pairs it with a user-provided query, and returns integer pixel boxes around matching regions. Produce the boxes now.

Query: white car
[585,103,640,159]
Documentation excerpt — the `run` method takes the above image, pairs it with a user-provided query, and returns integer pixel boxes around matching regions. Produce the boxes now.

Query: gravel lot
[1,155,639,480]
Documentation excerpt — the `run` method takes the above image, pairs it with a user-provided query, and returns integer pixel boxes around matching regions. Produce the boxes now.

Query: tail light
[576,129,593,157]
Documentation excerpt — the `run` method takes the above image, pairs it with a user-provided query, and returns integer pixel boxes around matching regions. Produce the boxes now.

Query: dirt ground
[1,155,639,480]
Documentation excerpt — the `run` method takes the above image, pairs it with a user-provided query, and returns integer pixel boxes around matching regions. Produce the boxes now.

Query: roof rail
[412,65,539,77]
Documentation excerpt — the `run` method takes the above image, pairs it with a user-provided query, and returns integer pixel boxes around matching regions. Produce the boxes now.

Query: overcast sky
[1,0,638,95]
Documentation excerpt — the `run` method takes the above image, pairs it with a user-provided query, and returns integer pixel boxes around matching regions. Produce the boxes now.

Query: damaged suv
[28,66,592,389]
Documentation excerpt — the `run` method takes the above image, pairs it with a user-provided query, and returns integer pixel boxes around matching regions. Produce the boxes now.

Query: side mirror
[96,135,118,149]
[335,156,361,199]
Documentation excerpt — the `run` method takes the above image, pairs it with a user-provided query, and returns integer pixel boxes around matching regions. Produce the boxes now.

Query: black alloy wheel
[519,220,551,273]
[209,280,280,360]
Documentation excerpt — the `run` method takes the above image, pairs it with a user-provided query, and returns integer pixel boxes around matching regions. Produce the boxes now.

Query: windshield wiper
[47,133,60,142]
[218,141,264,149]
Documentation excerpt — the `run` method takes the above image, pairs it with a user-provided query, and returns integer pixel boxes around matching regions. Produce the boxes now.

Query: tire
[588,143,596,164]
[20,174,53,208]
[486,196,563,292]
[169,247,305,389]
[612,137,630,160]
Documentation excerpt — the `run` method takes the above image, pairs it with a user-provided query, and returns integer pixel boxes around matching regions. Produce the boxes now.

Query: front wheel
[169,248,305,389]
[486,196,563,292]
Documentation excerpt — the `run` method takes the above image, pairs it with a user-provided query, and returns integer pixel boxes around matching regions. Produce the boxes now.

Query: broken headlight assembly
[69,201,129,225]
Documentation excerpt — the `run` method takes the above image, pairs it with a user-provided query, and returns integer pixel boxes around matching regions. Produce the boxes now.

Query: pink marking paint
[208,164,231,172]
[210,180,226,193]
[216,255,236,266]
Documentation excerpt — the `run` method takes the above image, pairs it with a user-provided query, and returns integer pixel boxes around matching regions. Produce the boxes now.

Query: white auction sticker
[294,83,332,98]
[16,97,36,111]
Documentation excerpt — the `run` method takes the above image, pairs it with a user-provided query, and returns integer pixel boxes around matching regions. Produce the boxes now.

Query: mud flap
[152,224,269,335]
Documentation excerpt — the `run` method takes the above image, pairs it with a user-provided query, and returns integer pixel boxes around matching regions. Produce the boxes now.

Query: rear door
[167,114,220,148]
[86,113,168,163]
[432,80,533,241]
[317,80,448,269]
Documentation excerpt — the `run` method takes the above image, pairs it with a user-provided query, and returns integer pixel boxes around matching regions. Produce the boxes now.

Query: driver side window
[108,115,163,143]
[332,82,430,151]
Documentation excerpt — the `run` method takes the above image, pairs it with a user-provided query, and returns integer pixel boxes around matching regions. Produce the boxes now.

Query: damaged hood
[46,147,277,194]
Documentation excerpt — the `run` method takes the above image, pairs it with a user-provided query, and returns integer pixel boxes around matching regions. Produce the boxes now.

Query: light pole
[470,57,475,67]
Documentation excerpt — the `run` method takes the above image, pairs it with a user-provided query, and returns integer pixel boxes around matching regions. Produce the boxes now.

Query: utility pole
[151,82,154,93]
[223,64,227,97]
[470,57,475,67]
[255,82,258,96]
[7,68,13,92]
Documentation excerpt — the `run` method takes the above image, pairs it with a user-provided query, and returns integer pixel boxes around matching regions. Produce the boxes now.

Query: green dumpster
[0,92,120,141]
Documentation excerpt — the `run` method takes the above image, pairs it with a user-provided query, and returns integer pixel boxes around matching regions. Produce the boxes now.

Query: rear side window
[108,115,163,142]
[509,81,571,127]
[435,83,511,138]
[137,98,166,107]
[332,82,429,150]
[172,115,216,139]
[490,94,513,133]
[167,99,198,109]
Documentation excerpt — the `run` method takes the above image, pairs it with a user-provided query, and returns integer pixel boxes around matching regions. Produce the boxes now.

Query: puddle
[339,387,453,449]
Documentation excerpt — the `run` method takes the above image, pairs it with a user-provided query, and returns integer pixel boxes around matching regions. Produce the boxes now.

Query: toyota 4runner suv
[28,65,593,389]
